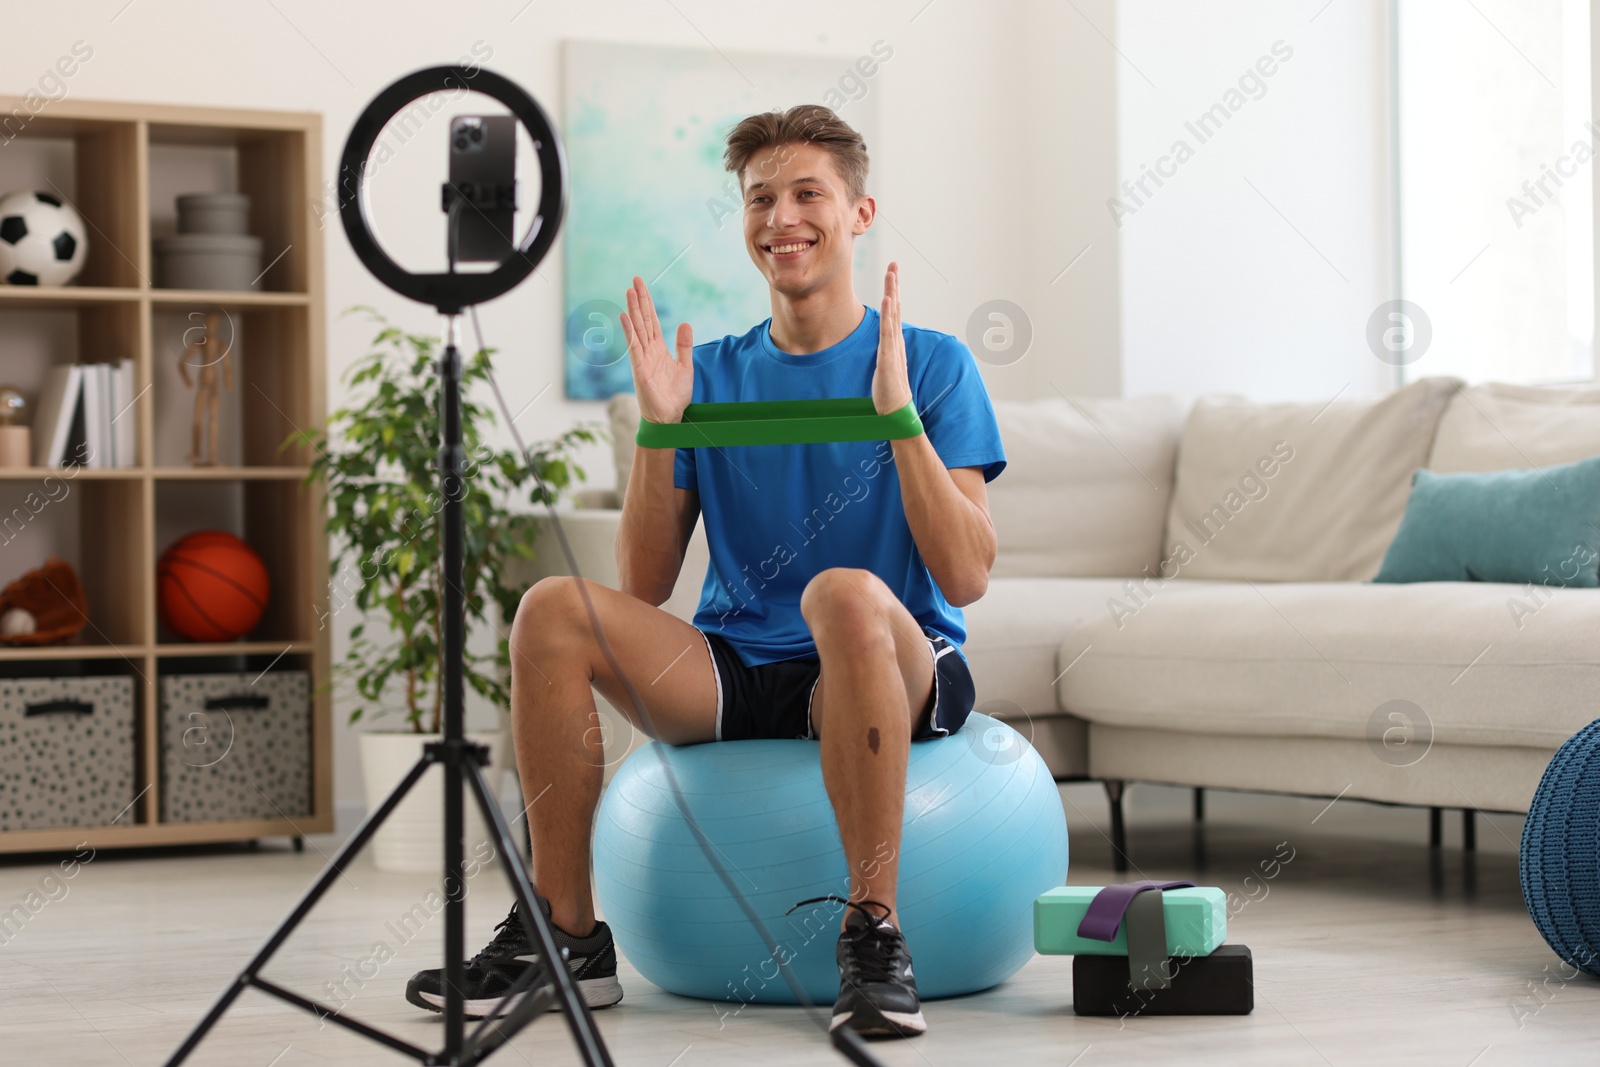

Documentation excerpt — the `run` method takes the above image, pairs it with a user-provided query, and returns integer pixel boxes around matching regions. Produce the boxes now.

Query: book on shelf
[110,359,134,466]
[81,361,107,468]
[30,360,137,469]
[32,364,82,468]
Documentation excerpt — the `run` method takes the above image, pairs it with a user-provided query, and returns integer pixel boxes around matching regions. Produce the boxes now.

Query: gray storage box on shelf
[154,191,262,290]
[0,677,137,831]
[176,192,250,235]
[154,233,264,290]
[161,670,311,823]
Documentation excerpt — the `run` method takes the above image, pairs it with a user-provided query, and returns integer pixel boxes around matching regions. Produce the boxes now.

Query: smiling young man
[406,104,1006,1040]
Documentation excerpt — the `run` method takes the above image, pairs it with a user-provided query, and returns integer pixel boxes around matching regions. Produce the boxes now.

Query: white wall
[1020,0,1125,398]
[3,0,1121,813]
[1116,0,1395,401]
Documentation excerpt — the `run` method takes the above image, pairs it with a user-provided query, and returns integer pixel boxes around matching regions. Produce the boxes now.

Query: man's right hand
[619,275,693,425]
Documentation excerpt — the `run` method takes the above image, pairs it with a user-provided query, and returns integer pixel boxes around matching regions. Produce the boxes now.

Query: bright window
[1398,0,1593,384]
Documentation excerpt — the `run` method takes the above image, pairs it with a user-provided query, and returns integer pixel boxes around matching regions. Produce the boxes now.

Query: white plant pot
[358,729,510,874]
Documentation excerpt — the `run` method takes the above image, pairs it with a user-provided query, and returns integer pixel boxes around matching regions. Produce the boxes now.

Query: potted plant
[296,305,604,872]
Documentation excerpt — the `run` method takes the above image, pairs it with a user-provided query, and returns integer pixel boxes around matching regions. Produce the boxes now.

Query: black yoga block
[1072,944,1254,1016]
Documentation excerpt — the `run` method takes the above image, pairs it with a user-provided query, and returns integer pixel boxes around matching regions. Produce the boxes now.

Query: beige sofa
[513,378,1600,865]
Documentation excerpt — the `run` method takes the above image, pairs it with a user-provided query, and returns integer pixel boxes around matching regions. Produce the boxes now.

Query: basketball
[157,530,270,642]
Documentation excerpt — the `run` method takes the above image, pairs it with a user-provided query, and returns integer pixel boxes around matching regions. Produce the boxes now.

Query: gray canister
[176,192,250,235]
[154,232,264,290]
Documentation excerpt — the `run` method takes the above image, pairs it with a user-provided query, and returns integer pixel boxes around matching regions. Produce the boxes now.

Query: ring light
[336,64,567,314]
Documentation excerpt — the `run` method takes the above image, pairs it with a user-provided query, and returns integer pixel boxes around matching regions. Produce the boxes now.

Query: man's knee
[511,576,602,659]
[800,567,894,637]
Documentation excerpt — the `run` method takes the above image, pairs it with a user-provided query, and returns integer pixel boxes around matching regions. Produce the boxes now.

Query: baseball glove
[0,557,89,646]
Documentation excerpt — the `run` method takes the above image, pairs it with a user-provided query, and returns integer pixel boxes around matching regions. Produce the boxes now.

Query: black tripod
[164,66,612,1067]
[164,321,609,1067]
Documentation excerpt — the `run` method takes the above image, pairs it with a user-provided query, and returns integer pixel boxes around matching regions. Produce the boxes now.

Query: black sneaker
[403,896,623,1018]
[791,896,926,1038]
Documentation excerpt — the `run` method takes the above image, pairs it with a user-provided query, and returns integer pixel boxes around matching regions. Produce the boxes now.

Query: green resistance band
[635,397,923,448]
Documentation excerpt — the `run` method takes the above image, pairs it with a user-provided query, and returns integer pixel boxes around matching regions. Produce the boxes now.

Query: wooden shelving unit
[0,97,330,853]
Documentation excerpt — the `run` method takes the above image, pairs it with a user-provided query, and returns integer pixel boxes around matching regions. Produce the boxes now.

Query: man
[407,103,1006,1039]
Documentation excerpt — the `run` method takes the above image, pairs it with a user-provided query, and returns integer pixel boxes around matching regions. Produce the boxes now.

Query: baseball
[0,607,37,636]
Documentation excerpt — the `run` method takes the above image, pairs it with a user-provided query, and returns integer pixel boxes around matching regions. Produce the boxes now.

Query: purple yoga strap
[1076,880,1196,942]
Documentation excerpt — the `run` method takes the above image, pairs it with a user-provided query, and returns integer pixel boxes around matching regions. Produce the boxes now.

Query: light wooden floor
[3,783,1597,1066]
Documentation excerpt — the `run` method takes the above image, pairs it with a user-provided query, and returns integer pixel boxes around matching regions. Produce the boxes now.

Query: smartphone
[446,114,517,263]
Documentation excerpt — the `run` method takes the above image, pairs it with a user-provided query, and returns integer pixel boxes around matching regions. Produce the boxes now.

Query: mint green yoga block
[1033,886,1228,956]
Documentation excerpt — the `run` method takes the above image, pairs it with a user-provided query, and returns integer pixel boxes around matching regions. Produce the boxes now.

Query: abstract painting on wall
[560,38,883,400]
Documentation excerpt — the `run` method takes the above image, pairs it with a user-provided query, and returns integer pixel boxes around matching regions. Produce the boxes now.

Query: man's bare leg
[801,567,937,930]
[509,575,720,936]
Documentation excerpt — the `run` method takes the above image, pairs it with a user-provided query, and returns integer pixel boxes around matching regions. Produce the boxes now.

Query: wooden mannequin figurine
[178,311,232,467]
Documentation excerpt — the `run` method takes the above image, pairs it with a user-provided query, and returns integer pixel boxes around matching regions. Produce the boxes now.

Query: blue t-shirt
[674,303,1006,667]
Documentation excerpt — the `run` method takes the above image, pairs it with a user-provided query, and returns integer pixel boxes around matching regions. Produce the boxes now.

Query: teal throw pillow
[1373,456,1600,586]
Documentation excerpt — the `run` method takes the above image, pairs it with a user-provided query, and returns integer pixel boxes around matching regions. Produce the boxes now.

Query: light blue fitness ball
[592,712,1069,1005]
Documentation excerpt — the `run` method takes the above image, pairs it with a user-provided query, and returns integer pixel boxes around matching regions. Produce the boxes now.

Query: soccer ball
[0,190,88,286]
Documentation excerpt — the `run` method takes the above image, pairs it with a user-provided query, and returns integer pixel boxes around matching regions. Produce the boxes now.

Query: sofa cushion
[962,575,1228,717]
[1428,380,1600,472]
[1055,579,1600,749]
[1373,459,1600,586]
[1161,376,1463,582]
[989,396,1188,579]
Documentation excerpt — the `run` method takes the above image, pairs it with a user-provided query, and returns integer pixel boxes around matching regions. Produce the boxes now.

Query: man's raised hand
[873,261,913,416]
[619,276,694,425]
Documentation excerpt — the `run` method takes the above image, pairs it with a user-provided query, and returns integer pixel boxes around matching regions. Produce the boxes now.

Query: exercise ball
[593,712,1068,1004]
[157,530,270,642]
[1521,717,1600,977]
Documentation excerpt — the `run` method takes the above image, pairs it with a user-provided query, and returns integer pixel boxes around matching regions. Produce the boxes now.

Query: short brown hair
[723,104,869,205]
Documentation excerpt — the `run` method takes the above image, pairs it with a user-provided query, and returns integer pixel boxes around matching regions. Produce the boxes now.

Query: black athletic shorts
[695,625,976,743]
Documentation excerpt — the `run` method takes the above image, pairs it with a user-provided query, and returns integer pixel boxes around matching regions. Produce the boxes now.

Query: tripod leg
[163,974,252,1067]
[463,758,614,1067]
[1104,780,1129,873]
[163,756,435,1066]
